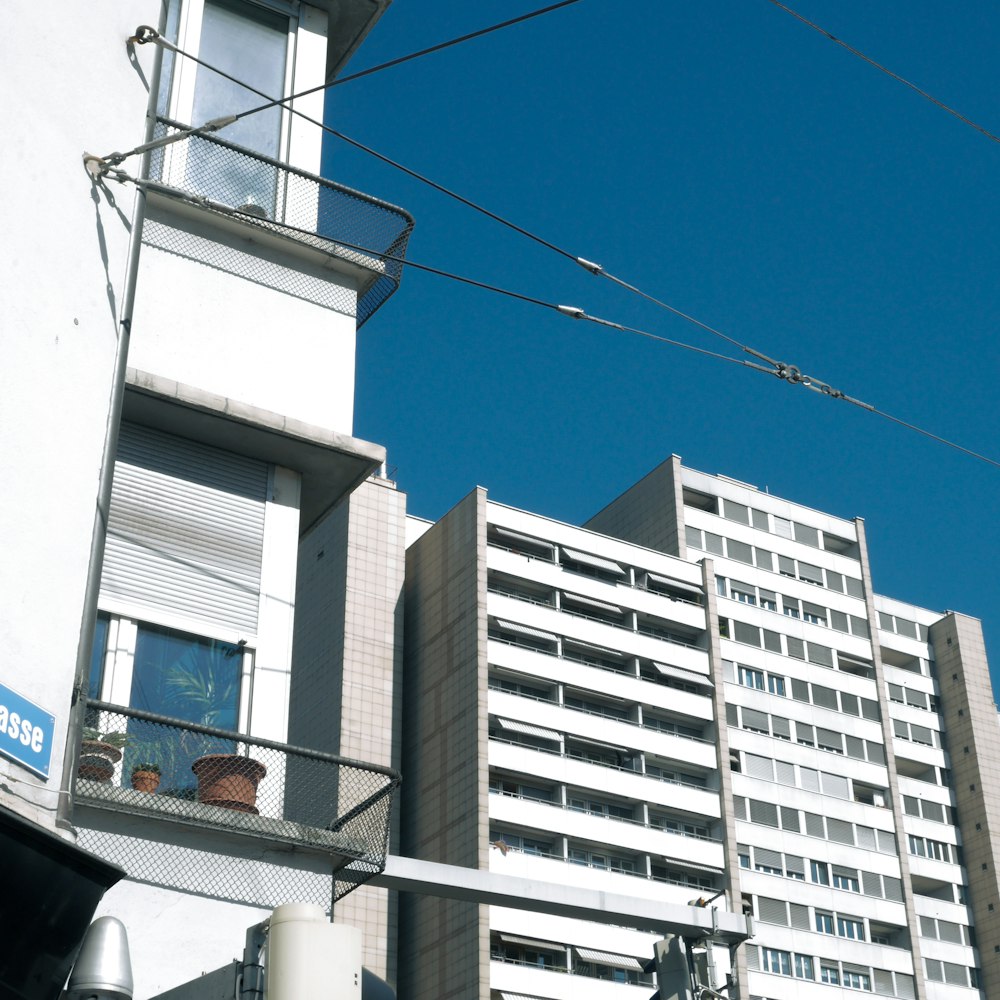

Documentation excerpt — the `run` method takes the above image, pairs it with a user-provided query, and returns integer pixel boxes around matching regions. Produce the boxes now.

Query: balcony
[72,701,399,911]
[145,117,414,326]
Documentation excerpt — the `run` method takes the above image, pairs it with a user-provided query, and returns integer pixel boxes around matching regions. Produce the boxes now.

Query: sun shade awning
[493,619,558,643]
[653,662,714,688]
[563,593,623,615]
[645,572,702,596]
[575,947,643,970]
[496,718,560,742]
[561,547,625,575]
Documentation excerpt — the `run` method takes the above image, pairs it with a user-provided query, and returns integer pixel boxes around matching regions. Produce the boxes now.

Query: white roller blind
[101,423,267,634]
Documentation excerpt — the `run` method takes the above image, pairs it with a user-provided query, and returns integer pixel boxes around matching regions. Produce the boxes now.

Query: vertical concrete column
[929,611,1000,996]
[855,518,927,999]
[701,556,751,1000]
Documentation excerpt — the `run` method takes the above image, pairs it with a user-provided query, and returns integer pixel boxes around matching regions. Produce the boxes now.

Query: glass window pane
[88,614,110,701]
[128,623,244,791]
[190,0,288,210]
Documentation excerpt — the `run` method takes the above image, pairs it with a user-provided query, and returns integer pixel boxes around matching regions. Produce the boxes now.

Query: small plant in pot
[79,728,130,783]
[130,762,161,794]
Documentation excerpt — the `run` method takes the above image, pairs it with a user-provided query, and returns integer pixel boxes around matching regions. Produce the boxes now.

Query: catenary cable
[115,2,585,166]
[96,164,1000,471]
[765,0,1000,147]
[102,28,1000,470]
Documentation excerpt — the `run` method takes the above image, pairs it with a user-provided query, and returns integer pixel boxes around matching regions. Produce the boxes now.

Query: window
[843,970,871,990]
[492,829,554,856]
[794,954,814,980]
[782,596,800,618]
[810,861,830,885]
[759,589,778,611]
[767,674,786,697]
[838,916,865,941]
[762,948,791,975]
[730,581,757,605]
[739,665,765,689]
[820,965,840,985]
[90,618,250,792]
[802,601,826,625]
[833,868,860,893]
[86,614,111,727]
[815,911,834,935]
[738,850,750,869]
[162,0,293,213]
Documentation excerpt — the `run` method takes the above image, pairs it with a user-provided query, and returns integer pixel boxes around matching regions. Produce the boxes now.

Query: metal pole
[57,13,168,830]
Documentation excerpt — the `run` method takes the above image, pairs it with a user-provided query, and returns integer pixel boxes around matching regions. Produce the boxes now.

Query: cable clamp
[204,114,239,132]
[129,25,160,45]
[576,257,603,275]
[557,305,585,319]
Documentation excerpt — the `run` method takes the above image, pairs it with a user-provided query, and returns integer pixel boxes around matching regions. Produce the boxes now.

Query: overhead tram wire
[100,33,1000,471]
[765,0,1000,147]
[119,20,756,341]
[98,160,1000,474]
[113,1,585,171]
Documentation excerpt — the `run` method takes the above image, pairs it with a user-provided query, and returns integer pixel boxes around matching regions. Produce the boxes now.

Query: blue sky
[323,1,1000,693]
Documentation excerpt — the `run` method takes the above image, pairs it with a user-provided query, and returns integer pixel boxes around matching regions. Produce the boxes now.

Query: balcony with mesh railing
[144,117,414,326]
[72,700,399,912]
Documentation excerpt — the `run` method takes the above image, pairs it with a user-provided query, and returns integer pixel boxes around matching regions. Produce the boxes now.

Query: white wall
[130,240,360,432]
[0,0,162,833]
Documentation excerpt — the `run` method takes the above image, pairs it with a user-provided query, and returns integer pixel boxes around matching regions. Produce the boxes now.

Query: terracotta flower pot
[131,770,161,794]
[78,740,123,783]
[192,754,266,814]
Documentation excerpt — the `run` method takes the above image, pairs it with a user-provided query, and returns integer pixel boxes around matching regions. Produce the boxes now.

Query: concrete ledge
[123,368,385,532]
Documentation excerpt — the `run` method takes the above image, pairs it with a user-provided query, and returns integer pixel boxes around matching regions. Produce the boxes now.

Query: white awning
[499,933,563,949]
[493,619,557,643]
[502,994,547,1000]
[561,547,625,575]
[562,592,622,615]
[496,717,560,742]
[653,662,714,689]
[645,572,702,597]
[663,858,724,874]
[564,637,625,659]
[575,947,643,971]
[493,525,554,552]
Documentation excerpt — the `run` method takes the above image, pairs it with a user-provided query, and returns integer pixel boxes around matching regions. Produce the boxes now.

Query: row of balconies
[489,668,712,741]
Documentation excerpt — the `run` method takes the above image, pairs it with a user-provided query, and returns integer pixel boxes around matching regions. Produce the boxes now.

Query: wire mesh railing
[146,117,414,326]
[73,701,399,910]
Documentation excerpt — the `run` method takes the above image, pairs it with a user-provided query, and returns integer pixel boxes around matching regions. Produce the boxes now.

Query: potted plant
[130,762,161,793]
[159,642,266,814]
[78,728,130,783]
[191,754,266,813]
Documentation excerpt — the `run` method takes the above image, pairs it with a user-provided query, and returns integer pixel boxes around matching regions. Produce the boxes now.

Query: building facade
[2,1,410,996]
[399,458,999,1000]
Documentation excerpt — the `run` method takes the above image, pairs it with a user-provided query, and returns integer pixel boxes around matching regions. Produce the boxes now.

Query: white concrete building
[398,459,1000,1000]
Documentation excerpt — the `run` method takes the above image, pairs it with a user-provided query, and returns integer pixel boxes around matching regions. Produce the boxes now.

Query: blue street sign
[0,682,55,779]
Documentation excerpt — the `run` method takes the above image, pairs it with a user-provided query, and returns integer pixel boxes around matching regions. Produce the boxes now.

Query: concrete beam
[368,856,752,944]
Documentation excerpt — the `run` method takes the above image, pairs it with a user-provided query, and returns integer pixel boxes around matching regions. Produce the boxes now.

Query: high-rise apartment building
[399,457,999,1000]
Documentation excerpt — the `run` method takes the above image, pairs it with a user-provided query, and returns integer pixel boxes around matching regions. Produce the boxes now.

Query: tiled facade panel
[400,488,489,1000]
[289,477,406,981]
[585,454,686,559]
[931,613,1000,997]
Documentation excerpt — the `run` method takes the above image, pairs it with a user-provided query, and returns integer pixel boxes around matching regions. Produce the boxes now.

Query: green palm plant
[162,641,241,730]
